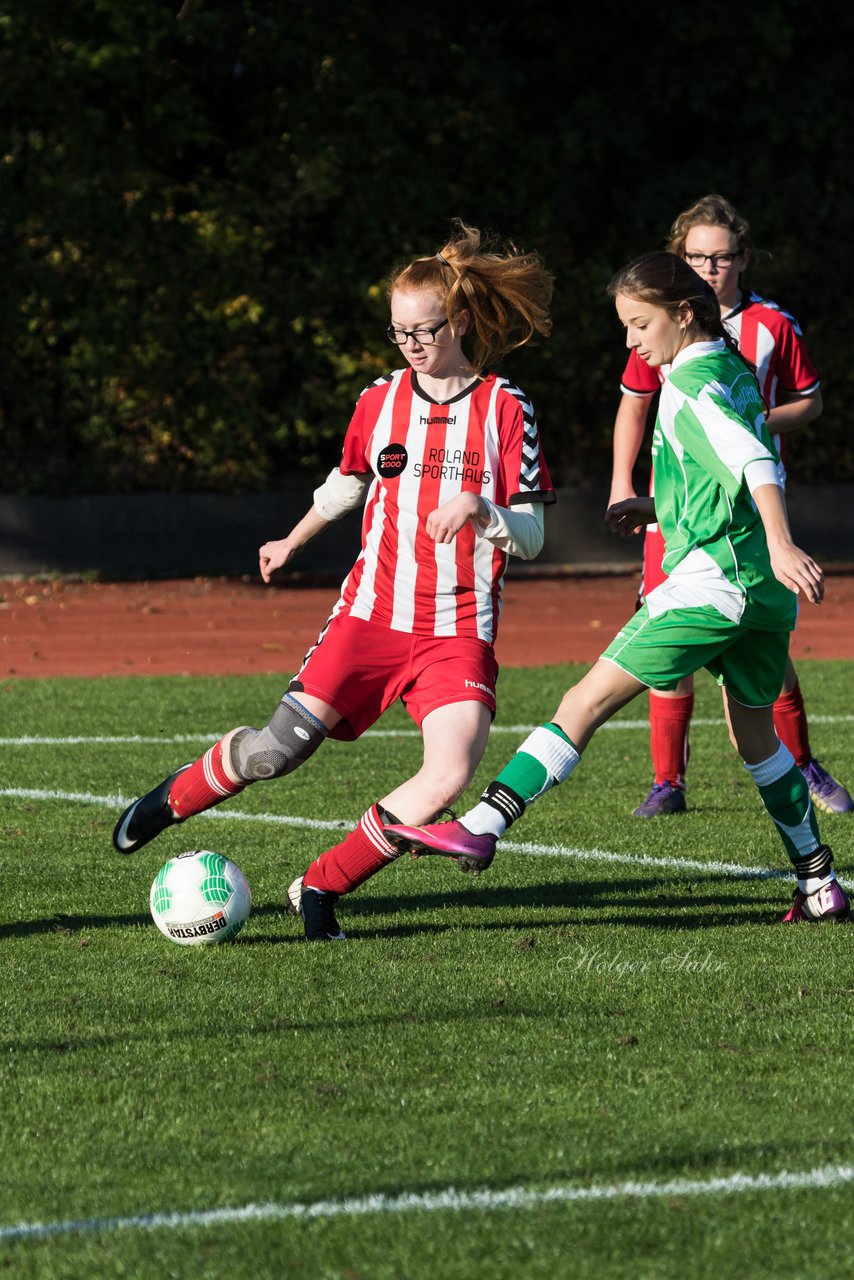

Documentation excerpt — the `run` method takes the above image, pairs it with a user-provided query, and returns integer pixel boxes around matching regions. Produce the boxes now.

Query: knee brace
[229,693,328,782]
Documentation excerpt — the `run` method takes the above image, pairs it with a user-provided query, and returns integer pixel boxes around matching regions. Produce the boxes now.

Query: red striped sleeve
[620,350,662,396]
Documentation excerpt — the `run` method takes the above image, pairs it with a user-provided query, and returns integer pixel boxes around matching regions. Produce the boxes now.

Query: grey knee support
[229,693,328,782]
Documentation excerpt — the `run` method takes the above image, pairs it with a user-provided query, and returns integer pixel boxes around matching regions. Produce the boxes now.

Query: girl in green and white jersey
[640,326,796,633]
[385,251,848,924]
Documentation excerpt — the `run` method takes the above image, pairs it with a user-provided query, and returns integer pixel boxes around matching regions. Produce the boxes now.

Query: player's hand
[259,538,298,583]
[768,540,825,604]
[606,484,644,534]
[426,493,488,543]
[605,497,656,537]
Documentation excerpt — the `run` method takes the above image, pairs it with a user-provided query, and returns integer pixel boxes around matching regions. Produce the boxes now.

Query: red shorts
[289,615,499,741]
[641,524,667,599]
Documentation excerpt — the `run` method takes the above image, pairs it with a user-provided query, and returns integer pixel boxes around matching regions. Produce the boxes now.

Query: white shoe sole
[286,875,304,916]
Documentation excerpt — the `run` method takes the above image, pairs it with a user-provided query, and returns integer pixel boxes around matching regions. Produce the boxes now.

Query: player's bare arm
[765,389,823,435]
[259,507,333,583]
[608,393,652,511]
[605,495,656,537]
[752,482,824,604]
[259,470,371,583]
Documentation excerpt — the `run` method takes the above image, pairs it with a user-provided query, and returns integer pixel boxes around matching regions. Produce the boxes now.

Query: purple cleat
[781,878,850,923]
[384,820,497,874]
[631,781,687,818]
[800,759,854,815]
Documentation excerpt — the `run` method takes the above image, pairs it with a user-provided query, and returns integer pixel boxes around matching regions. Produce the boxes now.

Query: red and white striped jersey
[619,292,820,474]
[330,368,554,643]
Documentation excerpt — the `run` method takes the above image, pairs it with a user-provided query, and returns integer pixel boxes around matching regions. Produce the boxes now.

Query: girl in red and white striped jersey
[113,220,557,938]
[608,194,851,818]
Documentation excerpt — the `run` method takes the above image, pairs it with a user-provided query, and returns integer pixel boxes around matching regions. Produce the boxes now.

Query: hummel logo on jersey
[420,413,456,426]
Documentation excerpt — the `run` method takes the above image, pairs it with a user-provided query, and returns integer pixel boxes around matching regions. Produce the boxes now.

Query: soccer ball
[149,850,252,946]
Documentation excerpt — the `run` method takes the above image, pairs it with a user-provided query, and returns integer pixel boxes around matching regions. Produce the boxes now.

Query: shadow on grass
[344,880,785,933]
[0,904,300,941]
[0,986,616,1056]
[0,875,787,941]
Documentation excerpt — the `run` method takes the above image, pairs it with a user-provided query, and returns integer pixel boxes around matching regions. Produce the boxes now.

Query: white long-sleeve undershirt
[312,467,545,560]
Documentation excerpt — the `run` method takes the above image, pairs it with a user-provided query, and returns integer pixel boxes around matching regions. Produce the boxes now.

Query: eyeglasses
[684,251,741,269]
[386,318,449,345]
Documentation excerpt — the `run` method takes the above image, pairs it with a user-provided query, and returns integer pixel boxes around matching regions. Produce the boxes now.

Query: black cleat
[112,764,191,854]
[289,878,346,941]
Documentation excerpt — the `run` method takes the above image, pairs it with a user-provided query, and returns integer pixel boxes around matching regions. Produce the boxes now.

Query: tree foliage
[2,0,853,494]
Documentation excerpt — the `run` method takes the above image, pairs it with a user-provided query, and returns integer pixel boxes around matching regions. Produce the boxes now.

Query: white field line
[0,787,788,879]
[1,1162,852,1244]
[1,714,853,746]
[0,788,347,833]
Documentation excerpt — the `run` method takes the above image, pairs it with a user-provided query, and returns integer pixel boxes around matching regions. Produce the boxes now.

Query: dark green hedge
[3,1,853,494]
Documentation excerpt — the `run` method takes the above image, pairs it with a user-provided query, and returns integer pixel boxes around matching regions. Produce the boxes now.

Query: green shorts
[600,603,789,707]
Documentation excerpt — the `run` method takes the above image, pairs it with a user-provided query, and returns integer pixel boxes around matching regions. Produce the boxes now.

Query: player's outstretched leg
[113,694,329,855]
[113,737,245,855]
[387,723,581,874]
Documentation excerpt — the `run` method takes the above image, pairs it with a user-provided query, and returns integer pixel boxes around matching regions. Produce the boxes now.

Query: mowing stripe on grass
[1,713,853,746]
[1,1163,852,1243]
[0,787,789,879]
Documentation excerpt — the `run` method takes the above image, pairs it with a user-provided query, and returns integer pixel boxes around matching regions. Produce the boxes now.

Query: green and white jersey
[649,339,797,633]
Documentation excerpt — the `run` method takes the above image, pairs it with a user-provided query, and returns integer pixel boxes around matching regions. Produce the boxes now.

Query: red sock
[303,803,400,895]
[168,740,246,818]
[773,681,811,768]
[649,691,693,787]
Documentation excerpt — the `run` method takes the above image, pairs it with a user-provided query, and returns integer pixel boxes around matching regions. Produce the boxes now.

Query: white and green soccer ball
[150,850,252,946]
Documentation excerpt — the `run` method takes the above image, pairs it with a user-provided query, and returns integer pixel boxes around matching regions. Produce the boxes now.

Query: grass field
[1,662,852,1279]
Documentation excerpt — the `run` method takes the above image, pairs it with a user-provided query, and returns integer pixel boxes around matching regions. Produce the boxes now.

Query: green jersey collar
[671,338,726,371]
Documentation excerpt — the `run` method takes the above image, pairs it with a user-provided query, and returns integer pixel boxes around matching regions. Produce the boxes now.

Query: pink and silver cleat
[384,820,497,874]
[781,879,850,923]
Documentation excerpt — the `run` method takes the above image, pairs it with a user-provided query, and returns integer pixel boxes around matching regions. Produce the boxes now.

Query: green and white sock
[743,742,824,883]
[463,723,581,838]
